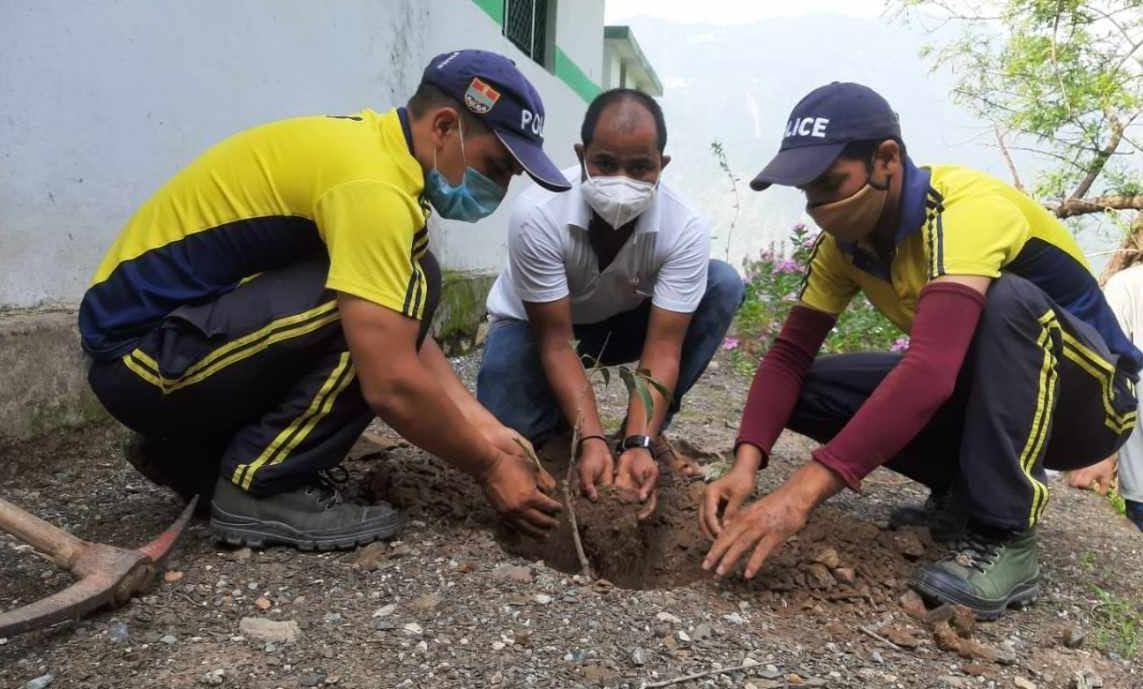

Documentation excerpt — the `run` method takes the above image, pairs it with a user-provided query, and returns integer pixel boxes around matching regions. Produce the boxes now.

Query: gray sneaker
[210,473,403,550]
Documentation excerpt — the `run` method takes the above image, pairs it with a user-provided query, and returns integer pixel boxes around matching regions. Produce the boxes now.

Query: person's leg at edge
[914,275,1136,618]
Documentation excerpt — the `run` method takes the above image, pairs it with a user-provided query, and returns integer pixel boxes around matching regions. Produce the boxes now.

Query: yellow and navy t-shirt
[79,108,431,360]
[799,157,1143,372]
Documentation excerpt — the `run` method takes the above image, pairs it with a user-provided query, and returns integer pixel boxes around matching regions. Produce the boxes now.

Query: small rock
[163,570,184,583]
[833,567,855,585]
[229,547,252,562]
[109,622,129,643]
[1014,678,1037,689]
[352,542,389,571]
[402,622,423,635]
[631,647,648,666]
[882,626,922,649]
[742,657,759,668]
[1062,625,1086,649]
[787,673,805,685]
[899,590,928,619]
[372,604,397,618]
[412,594,442,611]
[939,677,970,689]
[323,612,342,625]
[1072,669,1103,689]
[491,564,533,583]
[255,597,272,611]
[160,634,178,645]
[300,672,326,687]
[812,546,841,569]
[871,651,884,664]
[963,663,989,677]
[656,611,682,625]
[760,664,782,680]
[692,623,713,640]
[199,669,225,686]
[804,563,836,589]
[677,630,692,642]
[653,623,671,638]
[723,612,746,625]
[24,674,53,689]
[534,594,553,605]
[891,530,926,558]
[239,617,301,643]
[492,640,506,651]
[415,640,428,653]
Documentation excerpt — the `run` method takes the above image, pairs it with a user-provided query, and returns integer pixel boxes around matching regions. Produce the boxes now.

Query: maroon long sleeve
[812,281,986,490]
[735,305,837,467]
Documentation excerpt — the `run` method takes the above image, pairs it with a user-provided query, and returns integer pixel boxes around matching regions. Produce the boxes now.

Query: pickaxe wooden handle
[0,495,198,636]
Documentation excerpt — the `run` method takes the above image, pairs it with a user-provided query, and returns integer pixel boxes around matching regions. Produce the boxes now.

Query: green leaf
[633,378,655,425]
[618,366,636,393]
[639,371,675,405]
[599,367,611,388]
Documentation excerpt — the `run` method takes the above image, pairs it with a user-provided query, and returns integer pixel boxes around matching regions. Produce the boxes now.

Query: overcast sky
[605,0,890,23]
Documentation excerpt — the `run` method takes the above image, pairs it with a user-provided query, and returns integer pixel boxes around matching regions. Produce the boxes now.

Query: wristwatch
[617,434,653,454]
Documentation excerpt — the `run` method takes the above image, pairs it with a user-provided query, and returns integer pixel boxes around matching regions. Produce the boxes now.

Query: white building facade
[0,0,608,309]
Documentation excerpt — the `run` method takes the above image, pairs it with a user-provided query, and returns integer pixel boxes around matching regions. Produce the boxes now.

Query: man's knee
[706,259,746,306]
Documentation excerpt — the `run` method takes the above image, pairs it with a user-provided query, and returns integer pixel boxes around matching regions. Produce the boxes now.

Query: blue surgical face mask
[424,121,506,222]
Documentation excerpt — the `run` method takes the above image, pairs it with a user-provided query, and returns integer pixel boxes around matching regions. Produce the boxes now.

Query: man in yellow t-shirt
[700,82,1139,619]
[81,50,571,549]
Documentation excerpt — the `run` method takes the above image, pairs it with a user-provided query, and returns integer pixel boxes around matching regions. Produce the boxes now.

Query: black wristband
[576,434,608,454]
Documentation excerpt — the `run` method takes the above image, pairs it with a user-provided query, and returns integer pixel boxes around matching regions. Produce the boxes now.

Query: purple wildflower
[890,336,911,353]
[775,258,800,274]
[722,337,740,351]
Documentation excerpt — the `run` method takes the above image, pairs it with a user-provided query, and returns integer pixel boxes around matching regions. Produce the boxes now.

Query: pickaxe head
[0,496,198,636]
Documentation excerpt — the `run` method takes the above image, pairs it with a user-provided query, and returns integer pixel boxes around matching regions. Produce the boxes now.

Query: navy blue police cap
[751,82,901,191]
[422,49,571,192]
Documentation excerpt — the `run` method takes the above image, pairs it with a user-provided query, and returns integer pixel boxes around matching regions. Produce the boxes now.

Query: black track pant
[88,253,440,497]
[788,275,1137,531]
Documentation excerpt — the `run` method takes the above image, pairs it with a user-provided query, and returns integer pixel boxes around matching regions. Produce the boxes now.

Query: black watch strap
[617,434,653,454]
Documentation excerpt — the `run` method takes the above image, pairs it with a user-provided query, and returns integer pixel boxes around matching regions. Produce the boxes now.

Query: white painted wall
[0,0,600,308]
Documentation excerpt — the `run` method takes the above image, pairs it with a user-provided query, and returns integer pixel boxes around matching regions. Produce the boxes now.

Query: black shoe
[210,472,404,550]
[890,489,968,542]
[912,527,1040,620]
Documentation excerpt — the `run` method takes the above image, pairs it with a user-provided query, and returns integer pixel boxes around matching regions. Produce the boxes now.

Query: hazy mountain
[621,13,1119,267]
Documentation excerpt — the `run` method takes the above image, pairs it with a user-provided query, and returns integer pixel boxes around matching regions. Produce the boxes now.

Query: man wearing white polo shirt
[478,89,743,511]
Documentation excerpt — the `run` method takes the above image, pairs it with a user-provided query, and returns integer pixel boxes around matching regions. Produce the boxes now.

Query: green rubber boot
[912,527,1040,620]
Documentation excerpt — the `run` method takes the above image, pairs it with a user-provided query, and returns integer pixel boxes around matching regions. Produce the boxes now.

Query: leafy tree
[893,0,1141,275]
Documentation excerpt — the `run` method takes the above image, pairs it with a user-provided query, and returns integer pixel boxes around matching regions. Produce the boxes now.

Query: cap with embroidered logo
[421,49,571,192]
[750,82,901,191]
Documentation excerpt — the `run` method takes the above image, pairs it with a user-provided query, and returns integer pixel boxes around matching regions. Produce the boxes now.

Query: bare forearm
[539,344,605,436]
[366,361,499,479]
[419,336,501,430]
[623,352,678,439]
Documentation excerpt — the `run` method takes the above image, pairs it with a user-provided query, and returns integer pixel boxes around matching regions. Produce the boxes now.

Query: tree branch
[1054,195,1143,218]
[1067,109,1126,202]
[994,126,1024,191]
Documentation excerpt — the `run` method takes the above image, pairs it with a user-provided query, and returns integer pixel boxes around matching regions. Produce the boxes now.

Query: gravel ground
[1,351,1140,689]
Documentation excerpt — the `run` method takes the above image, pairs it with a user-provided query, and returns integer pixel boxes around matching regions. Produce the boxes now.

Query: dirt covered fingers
[699,464,756,539]
[478,451,562,538]
[702,490,809,578]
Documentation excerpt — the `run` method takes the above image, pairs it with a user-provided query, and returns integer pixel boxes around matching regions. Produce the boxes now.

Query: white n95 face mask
[581,171,658,229]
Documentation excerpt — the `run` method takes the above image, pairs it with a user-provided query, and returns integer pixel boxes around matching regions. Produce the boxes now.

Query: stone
[372,604,397,618]
[255,597,272,611]
[412,594,442,611]
[631,647,647,666]
[25,674,53,689]
[899,590,928,619]
[871,651,884,664]
[352,542,389,571]
[239,617,301,644]
[160,634,178,645]
[723,612,747,625]
[163,570,184,583]
[492,564,533,583]
[229,547,252,562]
[882,626,921,649]
[300,672,326,687]
[1062,625,1086,649]
[677,630,692,642]
[804,563,836,589]
[1072,669,1103,689]
[891,530,926,559]
[833,567,856,585]
[109,622,129,643]
[760,664,782,679]
[812,547,841,569]
[1013,678,1037,689]
[963,663,989,677]
[656,611,682,625]
[534,594,553,605]
[402,622,423,635]
[200,669,225,686]
[692,623,713,640]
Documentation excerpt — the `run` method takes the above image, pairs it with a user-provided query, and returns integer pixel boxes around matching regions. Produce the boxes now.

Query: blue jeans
[477,259,744,443]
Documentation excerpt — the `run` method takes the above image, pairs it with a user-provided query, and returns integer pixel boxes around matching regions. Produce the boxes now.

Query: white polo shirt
[485,166,712,324]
